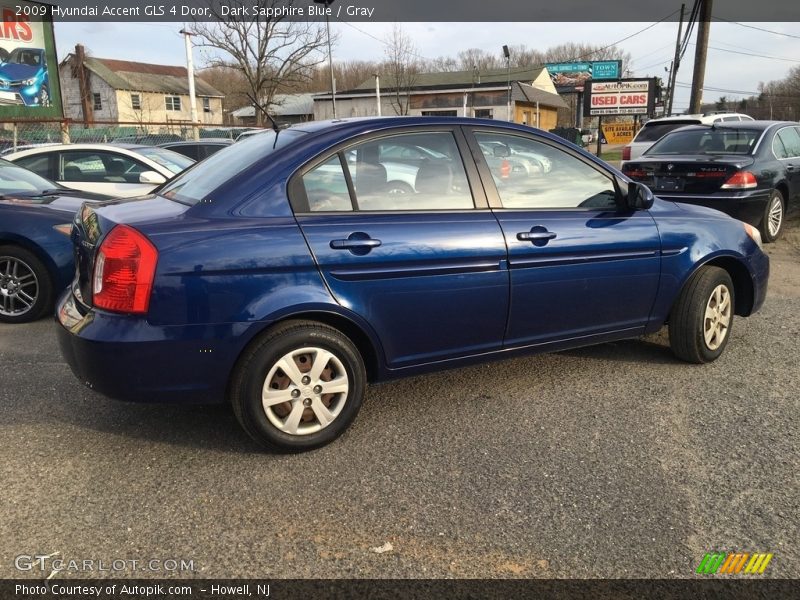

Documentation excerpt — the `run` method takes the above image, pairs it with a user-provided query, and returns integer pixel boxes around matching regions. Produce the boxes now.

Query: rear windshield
[634,120,701,143]
[159,129,306,205]
[646,129,761,155]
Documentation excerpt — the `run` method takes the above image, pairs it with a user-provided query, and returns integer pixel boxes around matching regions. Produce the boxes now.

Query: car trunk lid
[621,155,756,194]
[71,195,189,309]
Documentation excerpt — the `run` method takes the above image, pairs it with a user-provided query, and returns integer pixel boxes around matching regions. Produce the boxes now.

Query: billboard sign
[583,79,657,117]
[545,60,621,89]
[0,0,62,117]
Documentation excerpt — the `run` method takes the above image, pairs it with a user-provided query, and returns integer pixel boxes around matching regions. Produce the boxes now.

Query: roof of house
[69,56,224,97]
[351,67,548,92]
[512,82,568,109]
[230,94,315,119]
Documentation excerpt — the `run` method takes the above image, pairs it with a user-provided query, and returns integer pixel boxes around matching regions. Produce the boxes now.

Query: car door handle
[517,230,557,242]
[330,238,382,249]
[787,164,799,173]
[330,233,382,255]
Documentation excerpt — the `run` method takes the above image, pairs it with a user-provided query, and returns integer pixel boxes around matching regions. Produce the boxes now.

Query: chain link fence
[0,120,264,155]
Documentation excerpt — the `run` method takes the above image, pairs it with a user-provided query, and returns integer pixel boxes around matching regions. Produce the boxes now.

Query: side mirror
[626,181,654,210]
[139,170,167,185]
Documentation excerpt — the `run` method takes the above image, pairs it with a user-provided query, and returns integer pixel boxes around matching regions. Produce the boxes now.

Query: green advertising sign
[545,60,622,88]
[0,0,63,118]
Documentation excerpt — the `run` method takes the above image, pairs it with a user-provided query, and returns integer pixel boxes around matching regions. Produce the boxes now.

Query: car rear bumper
[656,190,769,227]
[56,289,242,404]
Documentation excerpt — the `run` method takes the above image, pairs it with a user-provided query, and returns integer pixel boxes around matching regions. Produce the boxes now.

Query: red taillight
[621,164,648,179]
[721,171,757,189]
[93,225,158,314]
[622,146,631,161]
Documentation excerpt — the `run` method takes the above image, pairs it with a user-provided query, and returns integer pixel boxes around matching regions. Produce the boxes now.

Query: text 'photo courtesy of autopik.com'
[0,0,798,598]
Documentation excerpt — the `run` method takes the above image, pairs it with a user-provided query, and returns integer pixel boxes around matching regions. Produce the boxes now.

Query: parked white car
[621,113,754,165]
[4,143,194,197]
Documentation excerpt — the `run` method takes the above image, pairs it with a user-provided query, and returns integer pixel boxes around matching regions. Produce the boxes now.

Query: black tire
[0,245,53,324]
[760,189,785,243]
[669,266,735,364]
[230,320,366,452]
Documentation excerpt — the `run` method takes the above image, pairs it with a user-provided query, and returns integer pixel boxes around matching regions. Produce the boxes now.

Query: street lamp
[314,0,337,118]
[503,44,511,122]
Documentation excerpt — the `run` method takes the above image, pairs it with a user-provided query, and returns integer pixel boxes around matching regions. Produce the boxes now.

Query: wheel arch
[689,255,755,317]
[0,234,61,286]
[230,308,386,392]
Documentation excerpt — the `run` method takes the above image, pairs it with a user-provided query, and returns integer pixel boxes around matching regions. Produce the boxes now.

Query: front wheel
[0,246,53,324]
[669,266,734,364]
[760,189,785,243]
[230,320,366,452]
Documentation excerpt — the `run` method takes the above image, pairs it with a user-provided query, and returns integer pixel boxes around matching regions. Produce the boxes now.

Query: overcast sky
[55,21,800,113]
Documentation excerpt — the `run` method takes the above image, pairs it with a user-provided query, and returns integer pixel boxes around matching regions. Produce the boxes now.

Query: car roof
[159,139,233,147]
[666,120,795,133]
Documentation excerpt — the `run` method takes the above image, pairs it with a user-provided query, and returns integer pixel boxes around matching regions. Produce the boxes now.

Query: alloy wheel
[703,284,731,351]
[0,256,39,318]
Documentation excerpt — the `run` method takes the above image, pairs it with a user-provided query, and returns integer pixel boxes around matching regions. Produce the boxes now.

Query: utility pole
[74,44,93,125]
[374,74,381,116]
[314,0,337,118]
[666,3,685,115]
[503,45,511,121]
[180,29,199,141]
[689,0,712,114]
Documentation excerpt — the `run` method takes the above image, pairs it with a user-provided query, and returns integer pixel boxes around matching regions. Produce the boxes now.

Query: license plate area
[655,177,685,192]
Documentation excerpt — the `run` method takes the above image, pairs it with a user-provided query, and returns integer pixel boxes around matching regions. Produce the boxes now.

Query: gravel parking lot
[1,213,798,580]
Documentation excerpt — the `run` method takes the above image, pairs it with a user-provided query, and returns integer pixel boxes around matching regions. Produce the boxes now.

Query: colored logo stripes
[696,552,773,575]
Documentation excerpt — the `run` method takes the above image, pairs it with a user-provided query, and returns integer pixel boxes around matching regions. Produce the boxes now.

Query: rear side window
[634,121,700,143]
[775,127,800,159]
[297,131,474,212]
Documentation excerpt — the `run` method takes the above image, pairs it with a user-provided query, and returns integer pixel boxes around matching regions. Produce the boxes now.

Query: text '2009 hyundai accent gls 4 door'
[56,117,770,452]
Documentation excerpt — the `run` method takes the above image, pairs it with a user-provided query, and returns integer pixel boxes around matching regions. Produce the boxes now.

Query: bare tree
[193,1,329,125]
[383,24,419,115]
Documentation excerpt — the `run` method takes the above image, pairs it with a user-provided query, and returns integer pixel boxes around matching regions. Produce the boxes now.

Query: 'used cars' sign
[583,79,657,117]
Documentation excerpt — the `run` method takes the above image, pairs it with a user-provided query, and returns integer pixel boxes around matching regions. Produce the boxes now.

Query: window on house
[202,97,211,113]
[131,93,141,110]
[93,93,102,110]
[165,95,182,111]
[420,110,458,117]
[474,109,493,119]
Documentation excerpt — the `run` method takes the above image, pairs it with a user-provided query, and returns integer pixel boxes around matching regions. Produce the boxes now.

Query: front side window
[165,95,181,111]
[475,132,618,210]
[298,131,474,212]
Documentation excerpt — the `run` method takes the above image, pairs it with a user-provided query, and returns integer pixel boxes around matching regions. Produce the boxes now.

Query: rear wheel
[230,320,366,452]
[669,266,734,363]
[760,189,785,243]
[0,246,53,324]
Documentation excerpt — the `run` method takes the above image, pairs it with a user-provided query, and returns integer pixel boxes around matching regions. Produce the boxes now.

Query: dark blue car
[56,117,770,452]
[0,159,107,323]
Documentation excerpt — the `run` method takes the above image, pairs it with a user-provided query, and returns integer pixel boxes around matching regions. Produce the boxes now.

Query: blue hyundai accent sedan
[56,117,769,452]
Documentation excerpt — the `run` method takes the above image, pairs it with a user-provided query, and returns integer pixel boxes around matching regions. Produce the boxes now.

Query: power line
[711,18,800,40]
[685,43,800,63]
